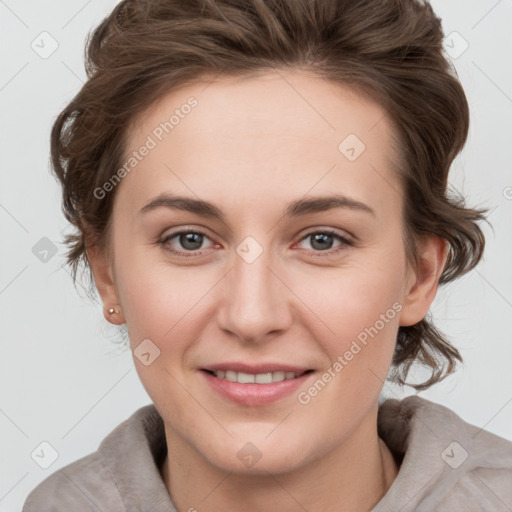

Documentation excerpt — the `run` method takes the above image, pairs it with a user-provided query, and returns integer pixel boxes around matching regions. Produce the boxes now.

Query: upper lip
[201,362,312,374]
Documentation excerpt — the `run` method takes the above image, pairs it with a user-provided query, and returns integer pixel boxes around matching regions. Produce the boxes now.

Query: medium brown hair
[51,0,487,390]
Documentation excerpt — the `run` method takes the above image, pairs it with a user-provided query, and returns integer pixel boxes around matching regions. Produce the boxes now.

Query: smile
[205,369,307,384]
[200,366,315,406]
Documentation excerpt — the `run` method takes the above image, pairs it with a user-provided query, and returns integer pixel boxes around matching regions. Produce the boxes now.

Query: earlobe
[86,244,126,325]
[399,236,448,327]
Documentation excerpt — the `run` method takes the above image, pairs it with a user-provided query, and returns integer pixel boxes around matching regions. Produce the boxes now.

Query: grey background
[1,0,511,510]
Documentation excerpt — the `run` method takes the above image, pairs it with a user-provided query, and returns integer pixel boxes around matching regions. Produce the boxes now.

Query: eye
[296,230,352,254]
[161,229,215,256]
[159,228,352,258]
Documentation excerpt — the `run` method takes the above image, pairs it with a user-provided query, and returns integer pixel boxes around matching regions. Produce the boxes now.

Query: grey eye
[309,233,335,251]
[176,232,204,250]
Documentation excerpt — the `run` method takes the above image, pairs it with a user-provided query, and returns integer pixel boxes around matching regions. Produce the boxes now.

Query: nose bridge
[217,241,290,341]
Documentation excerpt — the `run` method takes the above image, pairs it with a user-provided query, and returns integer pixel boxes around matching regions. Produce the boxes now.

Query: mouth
[199,364,315,406]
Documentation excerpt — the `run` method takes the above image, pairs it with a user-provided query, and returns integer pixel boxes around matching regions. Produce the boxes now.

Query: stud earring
[108,306,120,315]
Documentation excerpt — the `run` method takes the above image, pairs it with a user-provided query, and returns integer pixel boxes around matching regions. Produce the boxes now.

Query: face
[90,69,442,475]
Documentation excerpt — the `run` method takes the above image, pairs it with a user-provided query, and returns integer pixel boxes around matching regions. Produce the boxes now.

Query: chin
[195,431,315,476]
[209,448,308,476]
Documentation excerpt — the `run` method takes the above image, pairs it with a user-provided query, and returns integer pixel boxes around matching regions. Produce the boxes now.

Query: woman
[23,0,512,510]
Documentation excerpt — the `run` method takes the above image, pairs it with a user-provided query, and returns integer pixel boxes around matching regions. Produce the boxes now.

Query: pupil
[311,233,333,250]
[180,233,203,250]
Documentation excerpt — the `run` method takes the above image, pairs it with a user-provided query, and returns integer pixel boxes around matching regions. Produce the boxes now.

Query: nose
[216,244,293,343]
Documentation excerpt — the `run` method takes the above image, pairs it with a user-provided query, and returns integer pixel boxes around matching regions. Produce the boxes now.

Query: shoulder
[22,450,124,512]
[22,404,165,512]
[376,395,512,511]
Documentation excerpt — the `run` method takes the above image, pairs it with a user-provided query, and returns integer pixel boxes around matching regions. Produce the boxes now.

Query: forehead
[118,70,402,217]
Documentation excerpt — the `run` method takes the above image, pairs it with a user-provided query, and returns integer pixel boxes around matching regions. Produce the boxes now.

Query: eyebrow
[138,193,375,221]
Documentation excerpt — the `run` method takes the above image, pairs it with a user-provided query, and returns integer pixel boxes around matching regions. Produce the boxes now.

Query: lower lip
[201,370,314,406]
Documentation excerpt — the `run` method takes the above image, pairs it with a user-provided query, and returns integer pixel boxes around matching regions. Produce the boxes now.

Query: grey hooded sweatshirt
[22,395,512,511]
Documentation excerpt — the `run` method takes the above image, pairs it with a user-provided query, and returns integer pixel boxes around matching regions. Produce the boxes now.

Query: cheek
[292,262,405,422]
[113,243,195,340]
[292,253,406,362]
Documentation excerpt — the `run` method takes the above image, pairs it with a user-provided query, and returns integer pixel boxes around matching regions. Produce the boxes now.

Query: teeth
[212,370,301,383]
[225,370,237,382]
[272,371,285,382]
[255,373,272,384]
[238,372,255,383]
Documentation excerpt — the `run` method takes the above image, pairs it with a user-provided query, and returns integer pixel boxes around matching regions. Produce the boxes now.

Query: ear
[399,235,448,327]
[86,243,126,325]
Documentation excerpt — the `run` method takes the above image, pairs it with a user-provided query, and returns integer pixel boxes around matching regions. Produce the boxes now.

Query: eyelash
[160,229,353,258]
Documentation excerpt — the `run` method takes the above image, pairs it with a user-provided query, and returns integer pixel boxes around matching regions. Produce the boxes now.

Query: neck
[160,409,399,512]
